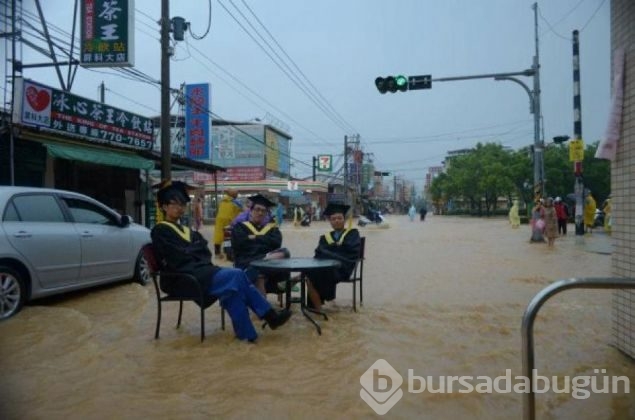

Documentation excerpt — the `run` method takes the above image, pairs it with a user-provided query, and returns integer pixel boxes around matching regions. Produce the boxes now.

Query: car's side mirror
[120,215,133,227]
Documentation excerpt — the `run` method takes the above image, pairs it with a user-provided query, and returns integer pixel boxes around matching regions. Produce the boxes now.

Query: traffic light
[375,75,408,94]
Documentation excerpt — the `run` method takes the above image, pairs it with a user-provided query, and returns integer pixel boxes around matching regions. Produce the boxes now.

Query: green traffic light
[375,75,408,94]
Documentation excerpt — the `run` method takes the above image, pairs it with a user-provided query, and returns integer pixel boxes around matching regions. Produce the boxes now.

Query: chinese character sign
[80,0,135,67]
[185,83,210,160]
[317,154,332,172]
[13,78,154,150]
[569,138,585,162]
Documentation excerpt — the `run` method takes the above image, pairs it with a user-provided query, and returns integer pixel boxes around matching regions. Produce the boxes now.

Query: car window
[6,194,66,222]
[3,201,20,221]
[63,198,118,225]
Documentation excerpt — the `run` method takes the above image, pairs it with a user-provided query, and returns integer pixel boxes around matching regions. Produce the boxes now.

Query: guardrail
[522,277,635,420]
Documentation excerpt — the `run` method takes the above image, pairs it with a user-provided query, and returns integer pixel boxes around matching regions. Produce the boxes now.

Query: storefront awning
[45,143,155,171]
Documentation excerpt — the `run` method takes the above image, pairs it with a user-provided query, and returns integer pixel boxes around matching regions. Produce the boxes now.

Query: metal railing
[522,277,635,420]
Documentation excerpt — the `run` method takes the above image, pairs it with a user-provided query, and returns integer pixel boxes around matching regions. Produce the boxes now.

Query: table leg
[299,273,328,335]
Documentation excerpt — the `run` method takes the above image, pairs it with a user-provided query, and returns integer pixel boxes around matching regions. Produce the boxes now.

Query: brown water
[1,216,633,419]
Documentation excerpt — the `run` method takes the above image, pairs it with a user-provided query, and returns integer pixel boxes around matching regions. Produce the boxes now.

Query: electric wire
[217,0,355,134]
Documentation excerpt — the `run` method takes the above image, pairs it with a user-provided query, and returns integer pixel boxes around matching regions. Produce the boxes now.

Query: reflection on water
[1,216,633,419]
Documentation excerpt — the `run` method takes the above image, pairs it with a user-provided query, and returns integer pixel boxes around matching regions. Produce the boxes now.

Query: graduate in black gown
[150,181,291,342]
[307,203,361,310]
[231,194,289,295]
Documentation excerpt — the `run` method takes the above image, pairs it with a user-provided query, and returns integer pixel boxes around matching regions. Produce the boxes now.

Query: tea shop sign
[80,0,135,67]
[13,78,154,151]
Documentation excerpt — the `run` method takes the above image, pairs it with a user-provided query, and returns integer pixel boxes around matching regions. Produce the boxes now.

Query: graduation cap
[154,179,197,205]
[323,203,350,217]
[248,193,276,208]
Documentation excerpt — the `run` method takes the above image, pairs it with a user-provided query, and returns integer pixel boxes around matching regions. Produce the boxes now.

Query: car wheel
[133,249,150,286]
[0,266,26,320]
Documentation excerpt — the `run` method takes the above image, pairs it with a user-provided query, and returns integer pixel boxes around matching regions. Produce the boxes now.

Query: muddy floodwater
[1,215,633,419]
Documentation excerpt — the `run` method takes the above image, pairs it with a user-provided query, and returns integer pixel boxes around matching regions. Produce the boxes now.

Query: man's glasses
[167,201,185,208]
[251,206,268,214]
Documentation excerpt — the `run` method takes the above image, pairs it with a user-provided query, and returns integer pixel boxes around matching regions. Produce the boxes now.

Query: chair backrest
[142,243,160,275]
[350,236,365,281]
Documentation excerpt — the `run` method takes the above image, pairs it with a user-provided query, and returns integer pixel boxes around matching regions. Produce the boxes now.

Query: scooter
[594,209,605,228]
[358,209,385,227]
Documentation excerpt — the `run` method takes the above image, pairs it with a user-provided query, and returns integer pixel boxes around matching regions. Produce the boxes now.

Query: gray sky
[5,0,611,189]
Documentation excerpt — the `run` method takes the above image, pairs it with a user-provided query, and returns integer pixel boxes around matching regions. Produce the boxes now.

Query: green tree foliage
[428,141,610,217]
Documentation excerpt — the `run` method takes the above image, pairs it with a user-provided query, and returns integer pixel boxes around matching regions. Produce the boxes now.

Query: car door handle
[13,231,32,238]
[80,232,94,237]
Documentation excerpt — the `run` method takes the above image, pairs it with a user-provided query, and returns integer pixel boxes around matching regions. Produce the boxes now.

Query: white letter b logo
[360,359,403,415]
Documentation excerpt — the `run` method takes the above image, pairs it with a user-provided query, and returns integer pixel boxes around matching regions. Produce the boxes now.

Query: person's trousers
[209,268,272,341]
[558,219,567,235]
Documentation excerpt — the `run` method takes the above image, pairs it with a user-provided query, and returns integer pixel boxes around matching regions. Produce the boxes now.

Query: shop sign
[317,154,332,172]
[185,83,210,160]
[13,78,154,150]
[80,0,135,67]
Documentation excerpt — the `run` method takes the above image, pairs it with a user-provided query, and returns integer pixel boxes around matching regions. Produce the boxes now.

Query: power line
[217,0,356,134]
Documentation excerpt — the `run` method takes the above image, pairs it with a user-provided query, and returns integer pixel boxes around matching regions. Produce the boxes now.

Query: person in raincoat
[408,205,416,222]
[602,196,612,235]
[509,200,520,228]
[583,191,597,234]
[213,189,242,258]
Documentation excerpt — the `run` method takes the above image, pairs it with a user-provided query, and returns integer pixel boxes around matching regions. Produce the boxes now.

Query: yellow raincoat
[213,194,242,246]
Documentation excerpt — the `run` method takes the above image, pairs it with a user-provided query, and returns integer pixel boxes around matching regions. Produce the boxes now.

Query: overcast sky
[4,0,611,188]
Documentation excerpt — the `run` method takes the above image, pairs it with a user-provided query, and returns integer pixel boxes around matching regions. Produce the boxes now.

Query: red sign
[193,166,265,183]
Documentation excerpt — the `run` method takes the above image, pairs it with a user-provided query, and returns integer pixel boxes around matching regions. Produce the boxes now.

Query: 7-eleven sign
[317,154,332,172]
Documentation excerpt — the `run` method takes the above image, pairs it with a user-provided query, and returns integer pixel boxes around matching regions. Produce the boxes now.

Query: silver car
[0,186,152,319]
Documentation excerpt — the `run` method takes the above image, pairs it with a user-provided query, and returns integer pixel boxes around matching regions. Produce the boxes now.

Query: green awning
[45,143,154,171]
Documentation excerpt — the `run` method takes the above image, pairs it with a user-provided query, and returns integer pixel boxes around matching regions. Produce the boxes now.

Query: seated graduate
[307,203,361,311]
[150,180,291,342]
[231,194,289,295]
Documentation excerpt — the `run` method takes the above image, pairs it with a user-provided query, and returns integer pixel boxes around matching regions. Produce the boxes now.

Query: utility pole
[160,0,171,181]
[572,30,585,237]
[99,81,105,103]
[312,156,317,181]
[531,2,544,200]
[343,135,348,205]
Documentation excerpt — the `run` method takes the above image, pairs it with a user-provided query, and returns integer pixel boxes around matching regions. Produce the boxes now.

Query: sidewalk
[580,230,613,255]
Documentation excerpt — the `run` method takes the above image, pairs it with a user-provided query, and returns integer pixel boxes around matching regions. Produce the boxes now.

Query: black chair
[339,236,365,312]
[143,244,225,342]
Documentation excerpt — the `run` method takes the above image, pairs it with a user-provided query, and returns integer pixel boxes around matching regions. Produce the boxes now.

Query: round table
[249,258,341,335]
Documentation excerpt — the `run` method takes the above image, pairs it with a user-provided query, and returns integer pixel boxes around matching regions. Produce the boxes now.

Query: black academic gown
[312,228,361,302]
[151,221,220,299]
[231,221,286,292]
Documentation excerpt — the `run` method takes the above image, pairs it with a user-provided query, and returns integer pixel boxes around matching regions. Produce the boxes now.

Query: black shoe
[263,308,292,330]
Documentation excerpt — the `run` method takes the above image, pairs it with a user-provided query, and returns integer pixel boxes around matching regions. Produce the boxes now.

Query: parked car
[0,186,152,320]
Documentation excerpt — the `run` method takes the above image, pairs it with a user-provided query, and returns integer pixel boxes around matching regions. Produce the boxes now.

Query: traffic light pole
[427,67,544,200]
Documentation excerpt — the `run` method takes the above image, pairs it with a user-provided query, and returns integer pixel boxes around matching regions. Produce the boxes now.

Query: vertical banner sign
[80,0,135,67]
[185,83,210,160]
[265,128,280,171]
[317,154,332,172]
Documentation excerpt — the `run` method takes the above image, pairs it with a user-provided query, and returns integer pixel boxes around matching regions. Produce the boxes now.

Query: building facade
[611,0,635,360]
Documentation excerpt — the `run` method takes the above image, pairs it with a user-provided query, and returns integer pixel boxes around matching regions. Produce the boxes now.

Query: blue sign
[185,83,210,160]
[280,190,303,197]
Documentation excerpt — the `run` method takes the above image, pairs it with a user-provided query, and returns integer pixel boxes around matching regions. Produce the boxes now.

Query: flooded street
[1,215,633,419]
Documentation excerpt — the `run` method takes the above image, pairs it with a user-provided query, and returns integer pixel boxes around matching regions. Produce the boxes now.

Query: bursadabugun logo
[359,359,404,415]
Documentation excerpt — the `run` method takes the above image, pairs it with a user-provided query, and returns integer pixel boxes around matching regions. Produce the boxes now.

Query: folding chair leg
[155,301,162,339]
[360,279,363,306]
[177,301,184,328]
[353,281,357,312]
[200,307,205,342]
